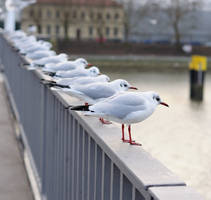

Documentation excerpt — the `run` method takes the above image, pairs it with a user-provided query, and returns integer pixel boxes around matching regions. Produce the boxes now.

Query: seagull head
[111,79,138,92]
[151,92,169,107]
[75,58,92,68]
[96,74,110,82]
[88,66,100,76]
[59,53,68,60]
[38,40,52,48]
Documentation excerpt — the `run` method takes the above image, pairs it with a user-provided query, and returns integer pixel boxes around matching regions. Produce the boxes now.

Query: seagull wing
[73,84,116,100]
[88,92,147,119]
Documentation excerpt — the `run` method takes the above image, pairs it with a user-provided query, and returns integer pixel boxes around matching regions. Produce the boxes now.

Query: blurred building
[21,0,125,41]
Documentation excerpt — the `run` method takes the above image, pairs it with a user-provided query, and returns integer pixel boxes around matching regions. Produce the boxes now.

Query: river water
[103,68,211,200]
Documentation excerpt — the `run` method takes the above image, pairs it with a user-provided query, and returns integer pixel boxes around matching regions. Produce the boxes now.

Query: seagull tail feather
[41,80,57,87]
[71,105,90,111]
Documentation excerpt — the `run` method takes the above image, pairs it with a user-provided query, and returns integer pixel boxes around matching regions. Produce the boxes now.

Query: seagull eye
[123,84,127,87]
[156,97,160,101]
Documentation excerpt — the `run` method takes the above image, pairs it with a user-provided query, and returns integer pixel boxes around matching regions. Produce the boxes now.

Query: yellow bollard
[189,55,207,101]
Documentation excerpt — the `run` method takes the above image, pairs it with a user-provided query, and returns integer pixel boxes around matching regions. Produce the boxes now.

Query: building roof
[36,0,121,7]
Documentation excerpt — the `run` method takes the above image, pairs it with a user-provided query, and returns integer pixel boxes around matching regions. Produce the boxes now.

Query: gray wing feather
[75,84,116,100]
[90,93,147,119]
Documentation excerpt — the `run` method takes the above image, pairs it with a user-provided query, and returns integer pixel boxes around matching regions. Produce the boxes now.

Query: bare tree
[158,0,203,49]
[118,0,153,42]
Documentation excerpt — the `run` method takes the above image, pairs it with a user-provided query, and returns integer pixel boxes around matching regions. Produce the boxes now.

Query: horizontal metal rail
[0,31,204,200]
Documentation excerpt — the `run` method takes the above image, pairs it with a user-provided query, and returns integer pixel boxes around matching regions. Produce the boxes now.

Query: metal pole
[5,10,16,31]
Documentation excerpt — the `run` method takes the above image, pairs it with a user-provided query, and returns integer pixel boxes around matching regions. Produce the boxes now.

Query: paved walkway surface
[0,74,33,200]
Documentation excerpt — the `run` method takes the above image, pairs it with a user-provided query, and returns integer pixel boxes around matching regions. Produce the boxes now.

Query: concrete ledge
[52,88,186,189]
[149,186,204,200]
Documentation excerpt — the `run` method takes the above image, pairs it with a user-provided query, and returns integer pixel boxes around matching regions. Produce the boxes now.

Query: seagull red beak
[129,86,138,90]
[87,63,93,67]
[160,102,169,107]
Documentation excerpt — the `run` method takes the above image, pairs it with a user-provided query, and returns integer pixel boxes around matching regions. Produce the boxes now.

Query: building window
[55,25,60,35]
[47,25,51,35]
[29,9,34,17]
[106,13,110,20]
[90,12,94,19]
[56,10,60,18]
[81,11,85,20]
[106,27,110,36]
[114,27,118,36]
[97,13,102,20]
[38,10,42,18]
[38,24,42,34]
[89,26,93,36]
[47,10,52,18]
[76,29,81,40]
[64,12,69,19]
[115,13,119,20]
[73,10,77,18]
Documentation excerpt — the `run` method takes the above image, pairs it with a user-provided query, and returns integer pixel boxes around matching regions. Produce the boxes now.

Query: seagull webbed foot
[129,141,142,146]
[122,139,135,143]
[99,118,112,124]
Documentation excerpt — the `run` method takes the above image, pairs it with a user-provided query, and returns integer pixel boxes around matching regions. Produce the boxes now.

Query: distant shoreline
[70,54,211,72]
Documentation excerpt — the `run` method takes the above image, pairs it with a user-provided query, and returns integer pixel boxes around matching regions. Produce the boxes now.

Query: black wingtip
[47,72,56,77]
[71,105,90,111]
[43,71,54,75]
[41,80,57,87]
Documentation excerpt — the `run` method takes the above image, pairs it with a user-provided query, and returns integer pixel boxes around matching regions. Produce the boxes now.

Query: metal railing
[0,31,204,200]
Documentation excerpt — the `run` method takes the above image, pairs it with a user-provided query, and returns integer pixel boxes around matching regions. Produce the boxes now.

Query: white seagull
[31,53,68,67]
[9,30,26,40]
[42,58,93,73]
[71,91,169,145]
[26,50,56,60]
[50,66,100,78]
[42,74,110,87]
[14,35,37,49]
[20,41,52,54]
[53,79,138,124]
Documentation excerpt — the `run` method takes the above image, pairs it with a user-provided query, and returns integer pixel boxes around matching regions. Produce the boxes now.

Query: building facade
[21,0,125,41]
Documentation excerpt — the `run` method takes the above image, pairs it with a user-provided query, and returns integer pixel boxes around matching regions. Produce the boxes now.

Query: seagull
[14,35,37,49]
[9,30,26,40]
[26,50,56,60]
[31,53,68,67]
[53,79,138,124]
[42,58,93,73]
[42,74,110,87]
[20,41,52,54]
[49,66,100,78]
[51,79,137,104]
[71,91,169,146]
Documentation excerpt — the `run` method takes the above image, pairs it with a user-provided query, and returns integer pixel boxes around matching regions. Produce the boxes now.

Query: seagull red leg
[122,124,135,143]
[128,125,142,146]
[121,124,125,141]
